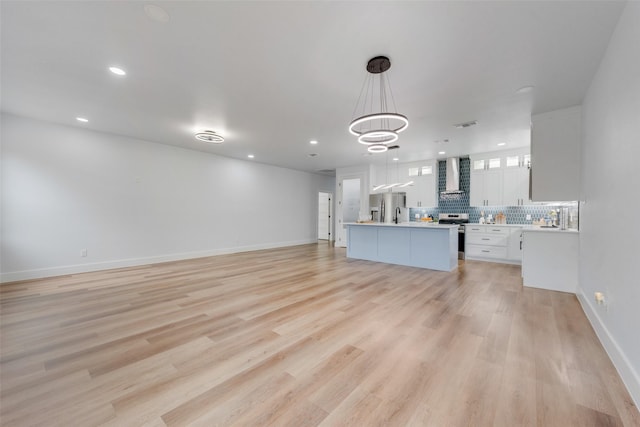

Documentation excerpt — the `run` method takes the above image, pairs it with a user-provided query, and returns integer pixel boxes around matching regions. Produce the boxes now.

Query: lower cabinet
[507,227,523,261]
[522,230,578,293]
[465,225,522,264]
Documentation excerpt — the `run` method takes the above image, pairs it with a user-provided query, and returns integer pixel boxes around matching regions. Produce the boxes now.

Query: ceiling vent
[453,120,478,129]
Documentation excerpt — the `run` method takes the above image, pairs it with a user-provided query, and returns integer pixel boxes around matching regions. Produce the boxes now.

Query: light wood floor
[1,243,638,426]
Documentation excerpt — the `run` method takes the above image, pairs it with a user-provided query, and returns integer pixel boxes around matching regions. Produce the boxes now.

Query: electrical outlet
[81,249,87,257]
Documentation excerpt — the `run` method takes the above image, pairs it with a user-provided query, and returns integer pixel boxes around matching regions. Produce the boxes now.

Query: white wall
[0,113,335,282]
[578,2,640,406]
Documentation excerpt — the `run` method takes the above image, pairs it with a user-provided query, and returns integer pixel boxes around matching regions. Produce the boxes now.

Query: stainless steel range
[438,213,469,259]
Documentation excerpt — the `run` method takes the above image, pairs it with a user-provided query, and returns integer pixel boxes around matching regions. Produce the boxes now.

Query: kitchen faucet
[394,207,401,224]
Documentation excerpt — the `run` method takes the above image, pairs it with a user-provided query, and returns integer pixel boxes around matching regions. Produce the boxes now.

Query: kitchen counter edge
[345,222,459,229]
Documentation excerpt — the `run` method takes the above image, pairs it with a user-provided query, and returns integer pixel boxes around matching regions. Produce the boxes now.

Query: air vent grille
[453,120,478,129]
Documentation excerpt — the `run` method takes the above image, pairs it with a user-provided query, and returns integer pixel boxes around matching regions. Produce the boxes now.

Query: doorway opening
[336,177,361,247]
[318,192,332,241]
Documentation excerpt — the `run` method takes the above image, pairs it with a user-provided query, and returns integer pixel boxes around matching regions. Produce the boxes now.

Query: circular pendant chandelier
[349,56,408,152]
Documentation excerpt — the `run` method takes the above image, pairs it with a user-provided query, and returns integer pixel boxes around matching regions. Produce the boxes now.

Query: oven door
[458,226,465,260]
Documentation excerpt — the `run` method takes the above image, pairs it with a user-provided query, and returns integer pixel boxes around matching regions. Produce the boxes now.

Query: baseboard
[577,288,640,408]
[0,239,317,283]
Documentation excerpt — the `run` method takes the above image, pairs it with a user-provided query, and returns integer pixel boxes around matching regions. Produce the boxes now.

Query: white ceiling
[1,1,625,174]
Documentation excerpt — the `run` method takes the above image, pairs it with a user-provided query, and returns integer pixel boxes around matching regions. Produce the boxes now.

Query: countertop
[348,222,579,233]
[464,223,578,233]
[464,223,524,228]
[521,225,579,234]
[346,222,459,229]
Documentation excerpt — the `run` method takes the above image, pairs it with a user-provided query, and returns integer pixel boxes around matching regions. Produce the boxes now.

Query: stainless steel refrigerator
[369,192,408,224]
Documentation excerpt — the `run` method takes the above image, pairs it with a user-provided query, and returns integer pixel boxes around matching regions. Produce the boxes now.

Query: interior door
[318,192,331,240]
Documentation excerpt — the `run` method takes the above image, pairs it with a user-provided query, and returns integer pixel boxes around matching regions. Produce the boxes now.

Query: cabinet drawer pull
[481,250,490,253]
[492,229,501,232]
[482,238,490,241]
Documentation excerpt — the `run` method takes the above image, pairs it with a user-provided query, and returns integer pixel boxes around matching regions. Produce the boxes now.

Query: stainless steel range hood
[441,157,464,194]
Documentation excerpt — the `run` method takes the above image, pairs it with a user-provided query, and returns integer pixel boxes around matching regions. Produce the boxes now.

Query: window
[408,167,419,177]
[421,165,433,175]
[506,156,519,167]
[473,160,485,170]
[488,158,501,169]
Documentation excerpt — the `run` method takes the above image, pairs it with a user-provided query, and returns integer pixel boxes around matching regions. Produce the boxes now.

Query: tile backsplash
[408,158,579,226]
[409,204,578,225]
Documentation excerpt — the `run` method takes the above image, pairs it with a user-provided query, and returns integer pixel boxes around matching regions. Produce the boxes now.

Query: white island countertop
[346,222,458,229]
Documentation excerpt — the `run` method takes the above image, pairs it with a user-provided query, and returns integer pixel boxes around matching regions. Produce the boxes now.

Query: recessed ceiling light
[497,142,506,146]
[109,66,126,76]
[76,117,89,123]
[515,85,535,94]
[309,140,318,145]
[392,157,399,161]
[144,4,170,23]
[195,130,224,143]
[247,154,255,159]
[438,151,446,155]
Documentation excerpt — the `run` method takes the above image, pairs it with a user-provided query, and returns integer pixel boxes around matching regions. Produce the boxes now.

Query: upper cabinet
[531,106,581,201]
[470,150,529,206]
[405,161,437,208]
[502,153,531,206]
[369,160,437,208]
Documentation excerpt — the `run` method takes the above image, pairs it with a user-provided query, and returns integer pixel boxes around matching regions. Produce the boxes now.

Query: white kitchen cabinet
[507,227,523,261]
[502,167,530,206]
[522,229,578,293]
[470,169,503,206]
[465,225,520,264]
[531,106,581,201]
[471,149,530,207]
[404,161,437,208]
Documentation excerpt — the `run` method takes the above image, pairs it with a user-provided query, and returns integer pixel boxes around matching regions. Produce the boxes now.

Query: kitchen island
[345,222,459,271]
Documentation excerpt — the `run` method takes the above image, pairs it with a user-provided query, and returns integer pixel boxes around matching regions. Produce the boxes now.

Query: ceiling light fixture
[247,154,255,159]
[109,66,126,76]
[309,140,318,145]
[371,145,413,191]
[497,142,506,146]
[349,56,408,152]
[368,144,388,153]
[439,151,446,155]
[76,117,89,123]
[194,130,224,143]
